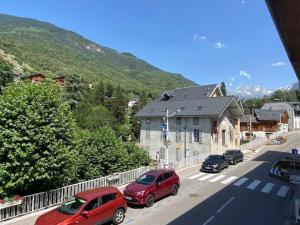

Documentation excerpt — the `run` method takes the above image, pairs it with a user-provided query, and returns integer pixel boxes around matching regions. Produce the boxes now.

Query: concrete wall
[139,109,240,162]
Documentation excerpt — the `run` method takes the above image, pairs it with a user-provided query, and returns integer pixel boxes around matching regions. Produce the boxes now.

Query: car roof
[75,187,119,201]
[145,169,175,176]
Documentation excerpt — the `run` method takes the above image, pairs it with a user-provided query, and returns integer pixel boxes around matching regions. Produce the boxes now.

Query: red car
[35,187,127,225]
[123,169,180,207]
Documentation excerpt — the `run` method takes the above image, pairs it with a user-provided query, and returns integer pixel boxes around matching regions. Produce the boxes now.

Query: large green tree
[112,85,127,124]
[94,81,105,105]
[0,82,77,197]
[0,59,13,92]
[76,127,150,180]
[65,74,87,110]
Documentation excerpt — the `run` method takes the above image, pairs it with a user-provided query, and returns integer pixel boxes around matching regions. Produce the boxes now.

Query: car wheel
[145,194,155,207]
[171,184,179,196]
[112,208,125,225]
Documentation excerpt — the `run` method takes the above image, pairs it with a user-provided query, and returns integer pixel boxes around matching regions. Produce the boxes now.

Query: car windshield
[57,197,86,215]
[225,150,237,154]
[136,174,156,185]
[207,155,220,160]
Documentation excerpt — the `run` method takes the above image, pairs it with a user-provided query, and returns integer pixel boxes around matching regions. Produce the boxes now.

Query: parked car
[35,187,127,225]
[123,169,180,207]
[201,155,229,173]
[223,149,244,165]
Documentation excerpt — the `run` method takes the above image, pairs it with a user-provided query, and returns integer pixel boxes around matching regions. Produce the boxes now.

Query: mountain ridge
[0,14,196,95]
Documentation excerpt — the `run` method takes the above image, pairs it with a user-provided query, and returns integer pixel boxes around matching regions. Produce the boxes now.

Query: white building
[135,84,244,162]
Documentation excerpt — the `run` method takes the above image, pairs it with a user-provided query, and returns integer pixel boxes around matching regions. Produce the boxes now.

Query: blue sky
[0,0,298,90]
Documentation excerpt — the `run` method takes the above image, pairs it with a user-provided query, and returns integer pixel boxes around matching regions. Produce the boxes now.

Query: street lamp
[163,108,181,168]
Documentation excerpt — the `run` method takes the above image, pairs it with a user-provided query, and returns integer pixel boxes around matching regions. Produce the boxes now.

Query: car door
[154,174,165,199]
[78,197,101,225]
[162,172,173,195]
[97,193,117,223]
[221,156,227,169]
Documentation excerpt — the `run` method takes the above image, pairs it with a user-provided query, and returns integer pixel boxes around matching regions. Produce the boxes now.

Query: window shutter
[189,130,193,143]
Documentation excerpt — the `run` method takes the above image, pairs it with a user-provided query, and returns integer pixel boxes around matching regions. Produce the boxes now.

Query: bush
[0,82,78,197]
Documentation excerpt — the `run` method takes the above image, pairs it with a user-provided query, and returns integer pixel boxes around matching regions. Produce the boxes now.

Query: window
[84,198,100,211]
[176,129,181,143]
[146,118,151,124]
[156,175,164,183]
[163,172,173,180]
[189,130,193,143]
[230,129,234,143]
[146,128,150,140]
[159,147,165,160]
[176,117,182,125]
[101,194,117,205]
[194,129,200,142]
[199,130,203,144]
[193,117,200,125]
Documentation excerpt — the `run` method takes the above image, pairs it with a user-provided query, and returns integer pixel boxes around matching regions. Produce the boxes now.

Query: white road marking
[247,180,262,190]
[261,183,275,194]
[221,176,237,184]
[198,174,216,181]
[209,175,226,182]
[216,197,235,214]
[203,216,215,225]
[233,177,249,187]
[276,185,290,197]
[188,173,205,180]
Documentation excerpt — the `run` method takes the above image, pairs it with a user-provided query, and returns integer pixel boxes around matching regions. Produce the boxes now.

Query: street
[4,131,300,225]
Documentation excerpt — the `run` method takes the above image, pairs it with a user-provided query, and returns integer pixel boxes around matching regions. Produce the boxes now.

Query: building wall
[139,109,240,162]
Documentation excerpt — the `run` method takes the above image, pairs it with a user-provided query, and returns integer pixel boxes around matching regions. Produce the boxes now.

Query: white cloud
[193,34,206,42]
[241,0,246,5]
[230,77,236,82]
[239,70,251,79]
[214,42,226,49]
[271,61,286,67]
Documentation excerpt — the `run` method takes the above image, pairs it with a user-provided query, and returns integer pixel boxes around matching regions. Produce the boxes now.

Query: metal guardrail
[1,133,280,222]
[0,166,150,221]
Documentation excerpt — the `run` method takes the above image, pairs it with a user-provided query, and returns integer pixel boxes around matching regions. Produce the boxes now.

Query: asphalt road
[4,131,300,225]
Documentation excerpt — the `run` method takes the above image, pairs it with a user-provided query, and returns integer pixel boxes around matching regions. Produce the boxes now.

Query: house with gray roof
[261,102,300,131]
[135,84,244,163]
[240,109,289,140]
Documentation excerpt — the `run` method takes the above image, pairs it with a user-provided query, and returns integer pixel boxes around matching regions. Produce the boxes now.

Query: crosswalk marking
[247,180,261,190]
[198,174,216,181]
[261,183,275,194]
[276,185,289,197]
[188,173,205,180]
[209,175,226,182]
[233,177,249,187]
[221,176,237,184]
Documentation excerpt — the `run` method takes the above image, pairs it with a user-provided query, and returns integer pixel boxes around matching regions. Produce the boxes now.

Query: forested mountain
[0,14,195,95]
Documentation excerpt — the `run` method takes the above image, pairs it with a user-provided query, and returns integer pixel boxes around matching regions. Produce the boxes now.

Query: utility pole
[165,109,169,168]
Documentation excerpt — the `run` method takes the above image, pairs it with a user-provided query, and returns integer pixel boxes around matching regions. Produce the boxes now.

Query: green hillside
[0,14,195,95]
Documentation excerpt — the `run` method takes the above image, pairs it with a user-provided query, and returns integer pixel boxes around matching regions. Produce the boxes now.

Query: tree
[0,82,77,197]
[64,74,86,110]
[220,82,227,96]
[94,81,105,105]
[76,127,150,180]
[0,60,14,92]
[139,90,148,108]
[242,98,264,114]
[106,82,114,98]
[112,85,126,124]
[270,90,298,102]
[73,103,115,130]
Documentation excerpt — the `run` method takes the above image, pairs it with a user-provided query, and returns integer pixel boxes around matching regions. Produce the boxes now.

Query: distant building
[240,109,289,140]
[128,100,137,108]
[135,84,244,162]
[261,102,300,131]
[53,76,65,87]
[25,74,46,84]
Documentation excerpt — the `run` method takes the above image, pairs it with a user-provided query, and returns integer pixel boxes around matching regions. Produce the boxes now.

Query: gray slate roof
[240,114,259,123]
[254,109,286,121]
[154,84,219,102]
[135,95,240,118]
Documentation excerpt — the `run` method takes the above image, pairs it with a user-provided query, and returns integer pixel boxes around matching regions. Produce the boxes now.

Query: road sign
[292,149,298,155]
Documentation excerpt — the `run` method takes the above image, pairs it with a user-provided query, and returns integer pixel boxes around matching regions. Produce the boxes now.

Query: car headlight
[136,191,145,196]
[212,164,219,168]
